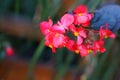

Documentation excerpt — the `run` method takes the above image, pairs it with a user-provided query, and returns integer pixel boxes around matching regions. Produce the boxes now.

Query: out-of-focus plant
[1,0,120,80]
[27,0,71,78]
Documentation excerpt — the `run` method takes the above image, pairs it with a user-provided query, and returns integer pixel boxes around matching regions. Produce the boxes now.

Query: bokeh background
[0,0,120,80]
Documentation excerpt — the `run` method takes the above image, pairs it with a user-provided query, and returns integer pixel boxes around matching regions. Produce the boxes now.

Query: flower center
[49,44,52,48]
[48,29,50,32]
[78,13,83,16]
[105,35,108,38]
[55,33,59,37]
[75,50,79,54]
[87,50,92,54]
[74,32,79,36]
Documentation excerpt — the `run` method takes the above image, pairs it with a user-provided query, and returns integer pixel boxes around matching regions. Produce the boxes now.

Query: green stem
[28,39,45,76]
[87,39,115,80]
[54,51,74,80]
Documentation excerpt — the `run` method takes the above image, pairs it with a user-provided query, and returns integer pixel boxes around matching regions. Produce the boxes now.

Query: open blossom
[93,39,106,54]
[69,25,87,45]
[45,32,67,52]
[52,14,74,33]
[40,14,74,34]
[40,4,116,57]
[73,5,93,26]
[74,13,92,26]
[99,23,116,39]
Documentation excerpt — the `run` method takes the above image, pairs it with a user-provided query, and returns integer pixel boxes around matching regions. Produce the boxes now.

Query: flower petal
[40,18,53,35]
[77,36,83,45]
[40,21,51,35]
[51,24,66,33]
[77,15,89,23]
[73,5,88,13]
[60,14,74,27]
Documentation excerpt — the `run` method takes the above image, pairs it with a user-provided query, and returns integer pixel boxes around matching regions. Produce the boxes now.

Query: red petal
[66,40,75,51]
[109,33,116,38]
[52,47,56,53]
[40,18,53,35]
[78,45,88,57]
[82,21,90,27]
[48,18,53,27]
[73,5,88,13]
[69,24,76,32]
[100,48,106,53]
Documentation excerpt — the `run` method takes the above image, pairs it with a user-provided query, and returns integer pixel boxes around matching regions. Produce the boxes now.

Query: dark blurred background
[0,0,120,80]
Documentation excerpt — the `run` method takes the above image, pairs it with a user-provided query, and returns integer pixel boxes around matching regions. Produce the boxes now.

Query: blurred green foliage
[0,0,120,80]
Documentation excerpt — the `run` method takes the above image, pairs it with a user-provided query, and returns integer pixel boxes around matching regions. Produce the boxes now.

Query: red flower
[69,25,87,45]
[73,5,88,13]
[73,4,92,26]
[39,4,116,57]
[99,23,116,39]
[5,46,14,56]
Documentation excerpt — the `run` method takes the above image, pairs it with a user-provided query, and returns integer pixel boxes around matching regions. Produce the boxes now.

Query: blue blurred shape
[91,4,120,32]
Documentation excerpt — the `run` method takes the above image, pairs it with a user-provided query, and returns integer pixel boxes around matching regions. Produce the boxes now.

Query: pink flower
[60,14,74,27]
[45,32,66,52]
[74,13,92,26]
[5,46,14,56]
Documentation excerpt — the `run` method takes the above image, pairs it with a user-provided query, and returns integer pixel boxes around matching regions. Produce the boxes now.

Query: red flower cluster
[40,5,116,57]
